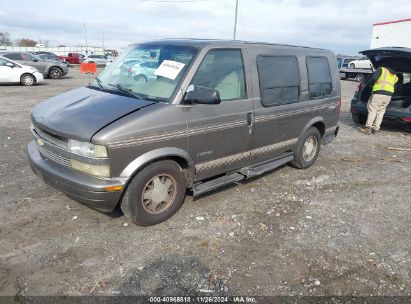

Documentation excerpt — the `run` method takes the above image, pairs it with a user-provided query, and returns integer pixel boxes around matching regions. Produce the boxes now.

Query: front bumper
[28,141,124,212]
[61,66,69,75]
[34,72,44,83]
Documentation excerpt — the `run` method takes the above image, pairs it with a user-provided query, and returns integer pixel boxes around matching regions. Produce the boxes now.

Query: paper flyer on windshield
[154,60,185,80]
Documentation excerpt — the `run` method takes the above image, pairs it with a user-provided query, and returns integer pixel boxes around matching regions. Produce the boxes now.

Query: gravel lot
[0,67,410,298]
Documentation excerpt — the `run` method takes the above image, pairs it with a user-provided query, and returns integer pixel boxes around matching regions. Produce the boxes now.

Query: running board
[239,153,294,178]
[323,135,336,145]
[193,172,245,197]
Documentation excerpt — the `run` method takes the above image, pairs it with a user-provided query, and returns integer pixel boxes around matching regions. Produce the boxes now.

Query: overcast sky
[1,0,410,55]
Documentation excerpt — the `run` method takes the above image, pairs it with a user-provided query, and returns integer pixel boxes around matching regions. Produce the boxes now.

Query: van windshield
[96,44,198,102]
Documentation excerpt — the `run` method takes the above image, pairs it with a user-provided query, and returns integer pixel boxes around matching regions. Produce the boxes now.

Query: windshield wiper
[144,96,168,102]
[107,83,147,100]
[94,77,104,89]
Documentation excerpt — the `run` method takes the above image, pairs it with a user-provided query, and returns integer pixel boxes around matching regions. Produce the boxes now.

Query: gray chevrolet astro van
[28,39,341,226]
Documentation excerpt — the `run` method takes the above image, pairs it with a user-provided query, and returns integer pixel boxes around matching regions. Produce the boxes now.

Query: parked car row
[0,51,68,81]
[0,56,44,86]
[56,52,113,66]
[0,50,114,86]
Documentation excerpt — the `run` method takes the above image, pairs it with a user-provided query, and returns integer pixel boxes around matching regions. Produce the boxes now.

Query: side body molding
[119,147,195,187]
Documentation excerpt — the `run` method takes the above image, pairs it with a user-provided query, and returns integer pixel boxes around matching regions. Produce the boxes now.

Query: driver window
[191,49,247,101]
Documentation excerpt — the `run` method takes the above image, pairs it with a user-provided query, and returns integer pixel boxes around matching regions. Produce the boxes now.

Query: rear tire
[20,74,35,86]
[121,160,187,226]
[352,113,367,125]
[290,127,321,169]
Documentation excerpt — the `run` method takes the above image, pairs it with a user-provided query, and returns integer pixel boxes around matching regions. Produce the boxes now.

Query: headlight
[68,139,108,158]
[70,159,110,178]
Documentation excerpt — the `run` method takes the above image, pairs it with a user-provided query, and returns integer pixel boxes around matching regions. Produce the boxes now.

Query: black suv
[351,47,411,125]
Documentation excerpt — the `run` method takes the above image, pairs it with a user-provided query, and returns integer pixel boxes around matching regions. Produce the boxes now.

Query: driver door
[185,49,254,181]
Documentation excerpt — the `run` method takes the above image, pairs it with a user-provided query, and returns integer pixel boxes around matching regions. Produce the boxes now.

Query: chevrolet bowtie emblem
[37,138,44,146]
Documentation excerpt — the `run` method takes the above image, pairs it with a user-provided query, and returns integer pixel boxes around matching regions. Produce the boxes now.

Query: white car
[0,56,44,86]
[129,61,158,82]
[348,57,373,69]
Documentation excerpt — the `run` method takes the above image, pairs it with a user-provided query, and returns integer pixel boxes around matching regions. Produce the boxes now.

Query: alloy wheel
[141,174,177,214]
[302,136,318,162]
[22,75,34,86]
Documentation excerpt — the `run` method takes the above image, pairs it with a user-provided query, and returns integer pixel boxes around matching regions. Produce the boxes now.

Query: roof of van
[131,38,329,51]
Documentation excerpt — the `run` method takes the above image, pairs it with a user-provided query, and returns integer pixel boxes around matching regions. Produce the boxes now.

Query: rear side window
[4,53,21,60]
[306,57,332,98]
[257,56,300,107]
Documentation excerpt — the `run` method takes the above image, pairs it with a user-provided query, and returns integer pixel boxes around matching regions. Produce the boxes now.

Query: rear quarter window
[4,53,21,60]
[257,55,300,107]
[306,56,332,98]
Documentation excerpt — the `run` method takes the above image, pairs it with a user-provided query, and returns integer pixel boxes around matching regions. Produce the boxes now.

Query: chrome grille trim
[33,125,68,150]
[38,145,71,168]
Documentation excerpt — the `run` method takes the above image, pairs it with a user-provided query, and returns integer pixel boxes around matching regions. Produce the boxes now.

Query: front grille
[33,126,68,149]
[38,145,71,168]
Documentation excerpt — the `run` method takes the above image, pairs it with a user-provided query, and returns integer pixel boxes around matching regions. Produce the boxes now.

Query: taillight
[337,97,342,119]
[355,83,361,92]
[401,117,411,122]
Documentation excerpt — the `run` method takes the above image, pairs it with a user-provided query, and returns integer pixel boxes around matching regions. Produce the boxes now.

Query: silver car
[0,52,68,79]
[28,39,341,226]
[83,54,109,66]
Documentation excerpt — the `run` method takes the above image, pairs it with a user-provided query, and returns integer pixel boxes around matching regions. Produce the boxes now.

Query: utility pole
[83,22,88,53]
[233,0,239,40]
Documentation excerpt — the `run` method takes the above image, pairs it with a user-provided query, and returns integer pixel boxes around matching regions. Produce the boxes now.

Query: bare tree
[0,32,12,46]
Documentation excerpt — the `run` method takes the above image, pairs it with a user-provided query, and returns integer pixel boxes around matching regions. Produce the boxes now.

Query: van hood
[31,87,155,141]
[360,47,411,71]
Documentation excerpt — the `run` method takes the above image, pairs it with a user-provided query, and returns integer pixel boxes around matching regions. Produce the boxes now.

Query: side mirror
[6,62,14,68]
[33,59,38,62]
[185,85,221,105]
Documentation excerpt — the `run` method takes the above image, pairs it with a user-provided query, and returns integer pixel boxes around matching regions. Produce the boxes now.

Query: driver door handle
[246,112,253,134]
[247,112,253,126]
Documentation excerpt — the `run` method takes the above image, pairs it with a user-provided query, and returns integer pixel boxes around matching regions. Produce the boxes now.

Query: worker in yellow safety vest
[359,67,398,135]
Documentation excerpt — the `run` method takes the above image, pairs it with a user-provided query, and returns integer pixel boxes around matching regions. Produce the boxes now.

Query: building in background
[370,18,411,48]
[0,45,105,56]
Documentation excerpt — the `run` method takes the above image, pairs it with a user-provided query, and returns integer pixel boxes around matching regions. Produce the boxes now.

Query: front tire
[121,160,187,226]
[20,74,35,86]
[290,127,321,169]
[49,67,62,79]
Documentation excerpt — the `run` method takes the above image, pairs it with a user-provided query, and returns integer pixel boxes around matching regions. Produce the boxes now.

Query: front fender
[119,147,195,187]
